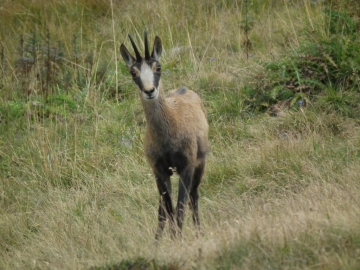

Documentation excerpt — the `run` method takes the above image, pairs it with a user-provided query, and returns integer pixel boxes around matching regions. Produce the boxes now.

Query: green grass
[1,0,360,269]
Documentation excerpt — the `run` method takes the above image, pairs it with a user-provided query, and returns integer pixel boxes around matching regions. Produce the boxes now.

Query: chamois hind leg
[176,166,195,237]
[189,160,205,236]
[155,175,175,240]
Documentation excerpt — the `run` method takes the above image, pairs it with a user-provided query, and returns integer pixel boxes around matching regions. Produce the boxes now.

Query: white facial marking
[140,62,155,91]
[139,62,159,101]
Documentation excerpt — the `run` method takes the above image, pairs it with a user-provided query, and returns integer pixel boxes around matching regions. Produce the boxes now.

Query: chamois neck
[140,80,172,135]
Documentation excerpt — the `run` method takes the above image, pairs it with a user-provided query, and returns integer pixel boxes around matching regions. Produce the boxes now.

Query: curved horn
[128,34,142,62]
[144,31,150,60]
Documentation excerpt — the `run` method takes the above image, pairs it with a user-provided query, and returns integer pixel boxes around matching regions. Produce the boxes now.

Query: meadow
[1,0,360,269]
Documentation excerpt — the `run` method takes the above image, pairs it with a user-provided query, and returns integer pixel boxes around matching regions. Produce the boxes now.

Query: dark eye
[130,70,136,77]
[156,65,161,73]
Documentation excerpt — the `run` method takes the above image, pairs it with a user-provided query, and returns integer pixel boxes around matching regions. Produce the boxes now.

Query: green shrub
[243,9,360,116]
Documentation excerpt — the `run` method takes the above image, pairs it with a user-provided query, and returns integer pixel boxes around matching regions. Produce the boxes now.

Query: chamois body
[143,85,208,174]
[120,32,209,239]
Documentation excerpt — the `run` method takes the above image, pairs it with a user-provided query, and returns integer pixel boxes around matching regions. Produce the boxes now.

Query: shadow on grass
[90,257,179,270]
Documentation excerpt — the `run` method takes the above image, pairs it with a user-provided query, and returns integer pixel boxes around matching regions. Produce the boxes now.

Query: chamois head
[120,32,163,101]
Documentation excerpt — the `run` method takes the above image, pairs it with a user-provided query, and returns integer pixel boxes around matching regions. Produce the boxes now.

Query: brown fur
[143,85,209,170]
[120,33,209,239]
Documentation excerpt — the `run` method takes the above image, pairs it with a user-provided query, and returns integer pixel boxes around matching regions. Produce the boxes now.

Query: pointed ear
[120,44,135,68]
[151,36,162,61]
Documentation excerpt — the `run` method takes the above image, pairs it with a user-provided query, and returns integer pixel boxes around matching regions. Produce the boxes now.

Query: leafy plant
[0,101,25,123]
[242,9,360,115]
[241,0,254,59]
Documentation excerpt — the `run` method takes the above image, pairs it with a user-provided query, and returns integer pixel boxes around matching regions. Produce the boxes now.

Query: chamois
[120,32,209,239]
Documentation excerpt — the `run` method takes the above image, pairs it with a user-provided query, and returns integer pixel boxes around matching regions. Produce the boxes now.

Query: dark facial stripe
[153,70,161,89]
[133,76,144,91]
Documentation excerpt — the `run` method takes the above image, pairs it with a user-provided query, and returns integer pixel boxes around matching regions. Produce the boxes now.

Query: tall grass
[1,0,360,269]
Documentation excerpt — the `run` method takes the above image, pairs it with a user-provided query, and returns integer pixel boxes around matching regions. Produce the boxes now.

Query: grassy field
[1,0,360,269]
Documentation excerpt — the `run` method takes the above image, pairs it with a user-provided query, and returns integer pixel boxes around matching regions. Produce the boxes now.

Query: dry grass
[2,110,360,269]
[1,0,360,269]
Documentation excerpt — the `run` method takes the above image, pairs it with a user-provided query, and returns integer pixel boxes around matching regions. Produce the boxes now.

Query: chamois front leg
[155,175,175,240]
[176,166,195,237]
